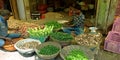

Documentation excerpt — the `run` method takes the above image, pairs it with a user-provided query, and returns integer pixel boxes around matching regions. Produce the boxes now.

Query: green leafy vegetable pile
[50,32,73,41]
[38,45,59,55]
[45,21,62,30]
[65,49,88,60]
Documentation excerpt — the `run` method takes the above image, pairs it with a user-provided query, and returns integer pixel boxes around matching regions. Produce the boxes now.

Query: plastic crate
[114,17,120,23]
[35,42,61,59]
[112,17,120,32]
[104,31,120,54]
[112,22,120,32]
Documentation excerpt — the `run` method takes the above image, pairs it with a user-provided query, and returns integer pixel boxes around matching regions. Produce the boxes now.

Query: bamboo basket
[50,37,71,46]
[60,45,95,60]
[35,42,61,59]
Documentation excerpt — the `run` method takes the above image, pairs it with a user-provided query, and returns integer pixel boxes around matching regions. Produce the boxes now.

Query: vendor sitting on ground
[62,5,85,35]
[0,9,21,47]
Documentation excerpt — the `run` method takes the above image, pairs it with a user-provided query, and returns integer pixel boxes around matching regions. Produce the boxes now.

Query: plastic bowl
[14,38,41,54]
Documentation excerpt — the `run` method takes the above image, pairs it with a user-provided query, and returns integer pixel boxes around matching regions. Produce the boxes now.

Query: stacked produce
[8,19,40,37]
[65,49,88,60]
[18,25,39,38]
[38,45,60,55]
[27,25,54,42]
[75,33,102,47]
[8,20,39,30]
[45,21,62,30]
[8,19,23,29]
[50,32,73,41]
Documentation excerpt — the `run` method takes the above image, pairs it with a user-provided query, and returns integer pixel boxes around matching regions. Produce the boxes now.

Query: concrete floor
[95,49,120,60]
[0,47,120,60]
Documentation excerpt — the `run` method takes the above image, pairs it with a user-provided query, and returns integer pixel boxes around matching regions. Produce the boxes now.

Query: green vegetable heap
[50,32,73,41]
[38,45,59,55]
[45,21,62,30]
[66,49,88,60]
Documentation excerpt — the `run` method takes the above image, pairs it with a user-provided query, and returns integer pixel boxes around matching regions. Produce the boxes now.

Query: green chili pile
[65,49,88,60]
[38,45,59,55]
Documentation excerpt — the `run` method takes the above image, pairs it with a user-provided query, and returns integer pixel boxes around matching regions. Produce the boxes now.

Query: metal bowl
[14,38,41,56]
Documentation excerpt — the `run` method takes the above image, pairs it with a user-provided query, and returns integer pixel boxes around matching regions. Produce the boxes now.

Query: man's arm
[0,36,11,40]
[63,20,74,27]
[0,36,6,39]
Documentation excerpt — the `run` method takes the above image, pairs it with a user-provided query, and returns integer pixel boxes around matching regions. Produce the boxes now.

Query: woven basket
[60,45,94,60]
[50,37,71,46]
[35,42,61,59]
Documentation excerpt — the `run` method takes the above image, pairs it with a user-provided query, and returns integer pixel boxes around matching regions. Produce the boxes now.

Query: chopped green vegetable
[38,45,59,55]
[65,49,88,60]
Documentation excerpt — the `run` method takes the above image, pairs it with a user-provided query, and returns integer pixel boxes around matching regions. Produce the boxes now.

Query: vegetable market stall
[2,13,103,60]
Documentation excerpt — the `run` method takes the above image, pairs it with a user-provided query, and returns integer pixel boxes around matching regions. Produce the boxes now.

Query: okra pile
[50,32,73,41]
[38,45,60,55]
[27,25,54,38]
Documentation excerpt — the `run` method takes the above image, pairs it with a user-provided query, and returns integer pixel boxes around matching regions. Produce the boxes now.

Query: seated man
[0,9,21,47]
[63,6,85,35]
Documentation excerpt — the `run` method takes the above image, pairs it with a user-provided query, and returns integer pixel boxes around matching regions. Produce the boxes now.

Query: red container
[41,14,45,19]
[104,31,120,54]
[38,4,47,11]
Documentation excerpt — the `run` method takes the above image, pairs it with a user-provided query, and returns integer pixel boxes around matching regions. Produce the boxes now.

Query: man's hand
[9,27,20,33]
[5,37,12,41]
